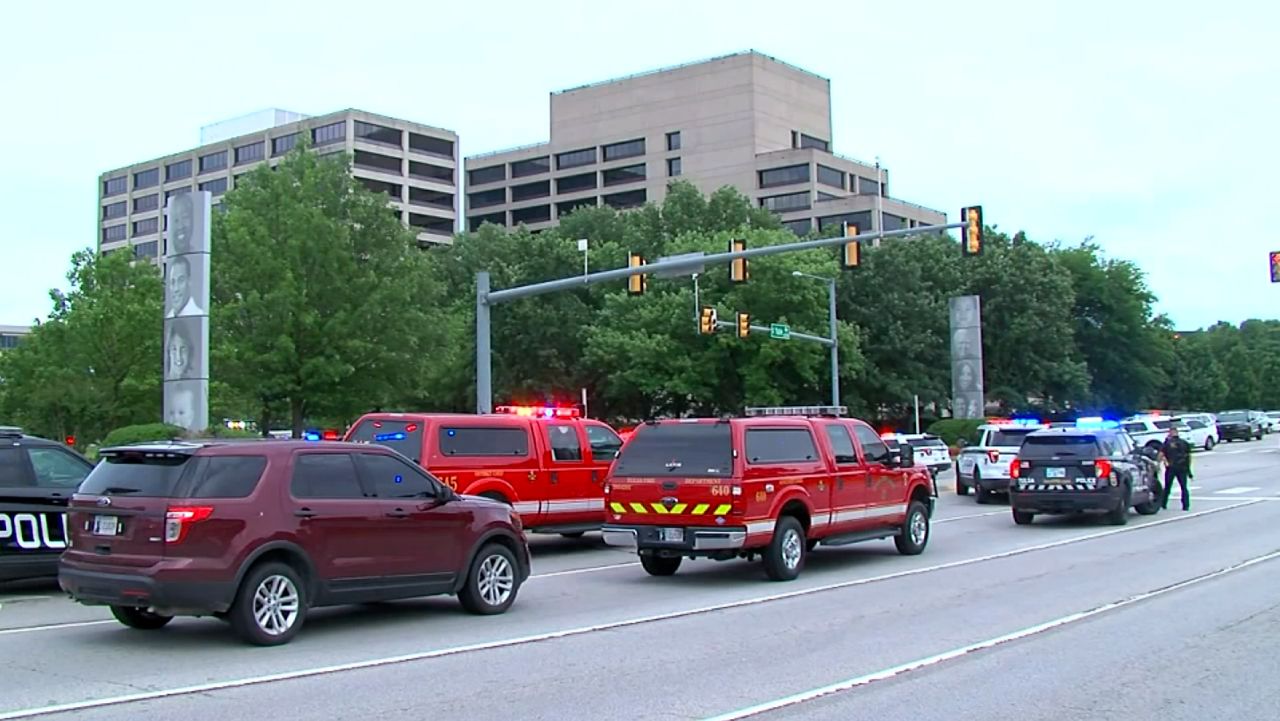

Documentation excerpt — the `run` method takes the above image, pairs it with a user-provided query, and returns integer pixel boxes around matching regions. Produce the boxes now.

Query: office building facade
[97,109,459,260]
[463,51,945,236]
[0,325,31,351]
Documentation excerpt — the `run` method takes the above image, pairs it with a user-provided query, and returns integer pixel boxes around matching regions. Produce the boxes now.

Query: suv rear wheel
[640,554,682,576]
[1012,509,1034,525]
[229,562,307,646]
[1107,486,1131,526]
[110,605,173,630]
[459,543,520,614]
[763,516,806,582]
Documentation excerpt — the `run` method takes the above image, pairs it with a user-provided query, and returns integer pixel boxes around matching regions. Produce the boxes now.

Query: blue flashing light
[1075,416,1120,429]
[302,431,322,442]
[1010,418,1043,427]
[374,432,407,442]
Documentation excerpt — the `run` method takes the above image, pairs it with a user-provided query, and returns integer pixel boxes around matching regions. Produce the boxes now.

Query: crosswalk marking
[1217,486,1261,495]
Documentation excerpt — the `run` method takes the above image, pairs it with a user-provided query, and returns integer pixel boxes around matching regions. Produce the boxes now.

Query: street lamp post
[792,271,839,407]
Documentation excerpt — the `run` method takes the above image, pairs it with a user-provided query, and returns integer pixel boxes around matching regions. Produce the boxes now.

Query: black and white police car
[1,426,94,582]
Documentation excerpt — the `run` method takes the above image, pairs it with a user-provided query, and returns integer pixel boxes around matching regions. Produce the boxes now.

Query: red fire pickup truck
[601,406,937,581]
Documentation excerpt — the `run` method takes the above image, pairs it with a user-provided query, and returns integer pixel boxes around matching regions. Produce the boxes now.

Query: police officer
[1160,426,1193,511]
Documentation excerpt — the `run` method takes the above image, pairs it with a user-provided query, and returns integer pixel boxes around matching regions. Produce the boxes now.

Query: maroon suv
[58,439,531,645]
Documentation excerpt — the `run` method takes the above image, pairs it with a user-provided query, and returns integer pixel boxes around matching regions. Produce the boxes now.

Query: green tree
[0,249,163,445]
[211,141,444,436]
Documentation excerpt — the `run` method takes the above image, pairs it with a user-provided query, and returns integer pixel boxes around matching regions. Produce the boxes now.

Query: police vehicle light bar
[1075,417,1121,429]
[744,405,847,417]
[987,418,1043,427]
[495,405,582,419]
[0,426,23,438]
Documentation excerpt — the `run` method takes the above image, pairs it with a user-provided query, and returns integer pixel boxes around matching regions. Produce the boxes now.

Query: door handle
[550,472,558,484]
[385,509,410,518]
[591,469,600,483]
[294,508,317,518]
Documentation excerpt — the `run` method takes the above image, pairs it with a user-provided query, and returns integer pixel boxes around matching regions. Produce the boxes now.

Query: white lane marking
[934,510,1005,524]
[701,546,1280,721]
[529,562,639,579]
[1217,486,1261,495]
[0,500,1260,720]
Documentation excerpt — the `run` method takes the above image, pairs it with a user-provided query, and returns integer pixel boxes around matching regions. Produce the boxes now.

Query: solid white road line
[934,510,1007,524]
[0,499,1261,720]
[700,546,1280,721]
[1217,486,1262,495]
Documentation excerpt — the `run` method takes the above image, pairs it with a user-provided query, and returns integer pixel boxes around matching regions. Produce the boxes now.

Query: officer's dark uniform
[1160,434,1193,511]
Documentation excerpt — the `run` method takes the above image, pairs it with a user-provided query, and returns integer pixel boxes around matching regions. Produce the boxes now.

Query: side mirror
[899,444,916,469]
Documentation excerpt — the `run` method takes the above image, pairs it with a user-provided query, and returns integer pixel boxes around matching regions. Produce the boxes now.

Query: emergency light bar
[495,405,581,419]
[744,405,847,417]
[1075,417,1121,429]
[987,418,1044,427]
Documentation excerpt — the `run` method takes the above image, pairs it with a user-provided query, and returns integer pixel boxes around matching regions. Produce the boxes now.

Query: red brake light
[1094,458,1113,479]
[165,506,214,544]
[987,449,1000,464]
[1009,457,1020,479]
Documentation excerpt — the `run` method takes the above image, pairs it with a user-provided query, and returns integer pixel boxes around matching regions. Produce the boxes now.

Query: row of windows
[235,141,265,165]
[780,212,930,238]
[760,191,810,213]
[467,188,647,231]
[467,162,660,208]
[760,162,882,195]
[792,131,829,153]
[133,240,159,259]
[469,130,682,186]
[132,217,158,237]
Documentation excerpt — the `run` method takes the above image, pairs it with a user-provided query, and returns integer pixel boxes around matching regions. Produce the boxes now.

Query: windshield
[611,423,733,477]
[1020,434,1099,459]
[1217,412,1247,422]
[79,451,192,496]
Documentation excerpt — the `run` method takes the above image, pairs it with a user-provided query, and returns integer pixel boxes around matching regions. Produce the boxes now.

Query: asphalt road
[2,438,1278,720]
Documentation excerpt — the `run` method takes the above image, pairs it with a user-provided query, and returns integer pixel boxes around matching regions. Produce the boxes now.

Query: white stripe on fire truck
[746,520,777,535]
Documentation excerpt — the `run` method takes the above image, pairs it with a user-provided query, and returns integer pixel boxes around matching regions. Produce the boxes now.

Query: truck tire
[1011,509,1034,525]
[763,516,806,582]
[894,501,930,555]
[1107,487,1131,526]
[640,554,682,576]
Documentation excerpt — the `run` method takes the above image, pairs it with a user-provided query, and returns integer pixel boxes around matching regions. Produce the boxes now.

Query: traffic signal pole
[474,219,970,414]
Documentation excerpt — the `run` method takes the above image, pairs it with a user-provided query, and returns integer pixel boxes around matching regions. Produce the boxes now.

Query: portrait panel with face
[949,294,981,330]
[165,191,210,256]
[164,316,206,381]
[951,327,981,361]
[952,359,983,395]
[164,379,208,432]
[165,255,208,318]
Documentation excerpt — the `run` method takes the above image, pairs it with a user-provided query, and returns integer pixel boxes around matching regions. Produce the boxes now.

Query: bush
[101,423,186,448]
[927,418,985,448]
[200,425,260,439]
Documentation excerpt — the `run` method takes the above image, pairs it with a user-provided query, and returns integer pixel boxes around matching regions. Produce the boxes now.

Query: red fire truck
[344,405,624,536]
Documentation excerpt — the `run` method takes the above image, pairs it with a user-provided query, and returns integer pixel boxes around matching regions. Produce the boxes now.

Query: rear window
[79,451,192,497]
[179,456,268,498]
[348,419,425,463]
[988,429,1036,447]
[612,423,732,477]
[1217,412,1247,422]
[438,426,529,457]
[1020,434,1100,459]
[908,436,947,448]
[745,428,820,464]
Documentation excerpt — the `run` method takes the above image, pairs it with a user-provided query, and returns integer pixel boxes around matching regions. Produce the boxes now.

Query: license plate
[657,528,684,543]
[92,515,119,536]
[1045,467,1066,480]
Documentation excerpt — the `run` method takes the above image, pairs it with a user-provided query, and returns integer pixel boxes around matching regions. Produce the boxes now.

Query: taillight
[1009,457,1020,479]
[1094,458,1113,479]
[987,450,1000,464]
[165,506,214,543]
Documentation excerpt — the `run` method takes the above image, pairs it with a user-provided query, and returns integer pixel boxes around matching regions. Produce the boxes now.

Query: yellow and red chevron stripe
[609,501,732,516]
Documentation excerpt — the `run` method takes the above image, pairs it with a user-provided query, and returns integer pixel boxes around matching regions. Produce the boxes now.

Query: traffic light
[841,222,861,269]
[962,206,984,256]
[736,312,750,339]
[627,252,647,295]
[730,239,748,283]
[699,306,718,335]
[1270,250,1280,283]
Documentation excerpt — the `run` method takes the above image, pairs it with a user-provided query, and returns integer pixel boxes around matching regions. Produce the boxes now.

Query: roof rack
[0,426,24,438]
[744,405,847,418]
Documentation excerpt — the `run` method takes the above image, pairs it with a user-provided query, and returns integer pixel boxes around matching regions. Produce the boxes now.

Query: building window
[408,212,453,235]
[166,186,191,201]
[357,176,402,200]
[556,147,596,170]
[760,192,811,213]
[666,131,681,151]
[782,219,813,236]
[131,217,159,237]
[102,224,127,242]
[511,180,551,203]
[102,176,127,197]
[799,133,829,152]
[603,189,646,210]
[758,164,810,188]
[410,161,453,183]
[133,168,160,189]
[602,138,645,162]
[468,212,506,232]
[557,197,596,218]
[166,159,192,181]
[817,211,874,233]
[882,213,906,231]
[133,194,160,213]
[233,141,264,166]
[468,165,505,186]
[511,204,551,226]
[667,157,682,177]
[817,165,845,190]
[354,150,402,174]
[199,177,228,196]
[511,156,550,178]
[102,201,127,220]
[312,121,346,147]
[468,188,506,208]
[556,172,597,194]
[272,133,299,156]
[859,177,880,195]
[602,163,646,187]
[199,151,227,173]
[409,133,453,158]
[354,121,402,147]
[408,187,453,209]
[132,240,159,259]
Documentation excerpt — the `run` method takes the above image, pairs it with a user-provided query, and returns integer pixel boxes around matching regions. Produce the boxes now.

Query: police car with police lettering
[1,426,94,582]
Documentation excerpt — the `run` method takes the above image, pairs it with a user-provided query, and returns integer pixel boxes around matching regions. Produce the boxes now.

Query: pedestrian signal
[962,206,983,257]
[627,253,647,295]
[730,239,748,283]
[1271,250,1280,283]
[842,223,861,269]
[699,306,718,335]
[736,312,750,339]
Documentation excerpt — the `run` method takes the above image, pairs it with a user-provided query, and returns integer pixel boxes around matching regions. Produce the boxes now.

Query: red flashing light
[1095,458,1113,479]
[64,435,76,446]
[373,421,383,428]
[322,429,339,441]
[405,423,419,433]
[495,404,581,419]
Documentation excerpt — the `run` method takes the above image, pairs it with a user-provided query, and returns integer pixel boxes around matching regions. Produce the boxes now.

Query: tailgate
[605,421,738,526]
[606,477,739,526]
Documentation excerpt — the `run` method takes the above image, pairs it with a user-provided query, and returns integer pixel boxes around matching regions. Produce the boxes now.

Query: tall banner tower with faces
[949,294,985,419]
[162,190,212,432]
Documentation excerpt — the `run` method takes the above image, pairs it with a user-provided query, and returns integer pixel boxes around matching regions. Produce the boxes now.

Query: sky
[2,0,1275,331]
